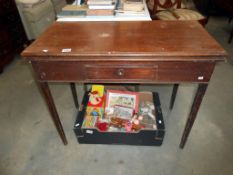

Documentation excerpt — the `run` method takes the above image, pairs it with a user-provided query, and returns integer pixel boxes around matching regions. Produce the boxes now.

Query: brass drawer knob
[117,69,124,76]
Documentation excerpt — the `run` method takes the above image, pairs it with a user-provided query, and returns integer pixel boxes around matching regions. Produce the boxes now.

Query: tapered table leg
[169,84,179,110]
[70,83,79,109]
[179,84,208,149]
[39,82,68,145]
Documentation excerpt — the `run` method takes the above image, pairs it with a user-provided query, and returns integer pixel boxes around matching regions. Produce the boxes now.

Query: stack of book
[87,0,116,16]
[58,5,88,18]
[122,0,144,12]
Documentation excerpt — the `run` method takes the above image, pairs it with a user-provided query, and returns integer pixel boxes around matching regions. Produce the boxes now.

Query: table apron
[31,60,216,83]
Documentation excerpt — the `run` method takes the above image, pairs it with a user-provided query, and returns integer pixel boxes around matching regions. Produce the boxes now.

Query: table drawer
[85,64,158,81]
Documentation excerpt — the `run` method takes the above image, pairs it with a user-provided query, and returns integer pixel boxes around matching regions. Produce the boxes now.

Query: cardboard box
[73,91,165,146]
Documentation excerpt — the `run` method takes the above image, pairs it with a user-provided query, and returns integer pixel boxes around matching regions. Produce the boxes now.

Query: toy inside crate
[74,85,165,146]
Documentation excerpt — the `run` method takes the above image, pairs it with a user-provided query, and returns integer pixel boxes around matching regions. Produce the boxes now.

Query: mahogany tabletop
[22,21,227,61]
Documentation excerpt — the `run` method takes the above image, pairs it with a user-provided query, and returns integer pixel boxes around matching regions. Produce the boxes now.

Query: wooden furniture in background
[194,0,233,43]
[229,28,233,43]
[22,21,227,148]
[147,0,208,26]
[210,0,233,44]
[0,0,28,73]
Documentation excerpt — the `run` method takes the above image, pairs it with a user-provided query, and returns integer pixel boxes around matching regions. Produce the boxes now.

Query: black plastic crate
[73,92,165,146]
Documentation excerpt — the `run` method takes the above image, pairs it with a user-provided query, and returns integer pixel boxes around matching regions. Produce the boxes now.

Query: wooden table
[21,21,227,148]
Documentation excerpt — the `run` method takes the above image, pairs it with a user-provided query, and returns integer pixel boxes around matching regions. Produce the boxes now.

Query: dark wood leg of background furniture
[229,16,232,23]
[70,83,79,109]
[169,84,179,110]
[39,81,68,145]
[228,28,233,43]
[179,84,208,149]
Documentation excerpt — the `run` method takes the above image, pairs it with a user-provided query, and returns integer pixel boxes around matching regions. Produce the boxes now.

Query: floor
[0,17,233,175]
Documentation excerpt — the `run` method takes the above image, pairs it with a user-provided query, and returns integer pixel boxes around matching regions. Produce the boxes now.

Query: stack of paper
[87,0,117,16]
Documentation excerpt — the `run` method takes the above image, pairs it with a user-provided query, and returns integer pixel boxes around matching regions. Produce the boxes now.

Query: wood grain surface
[21,21,227,61]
